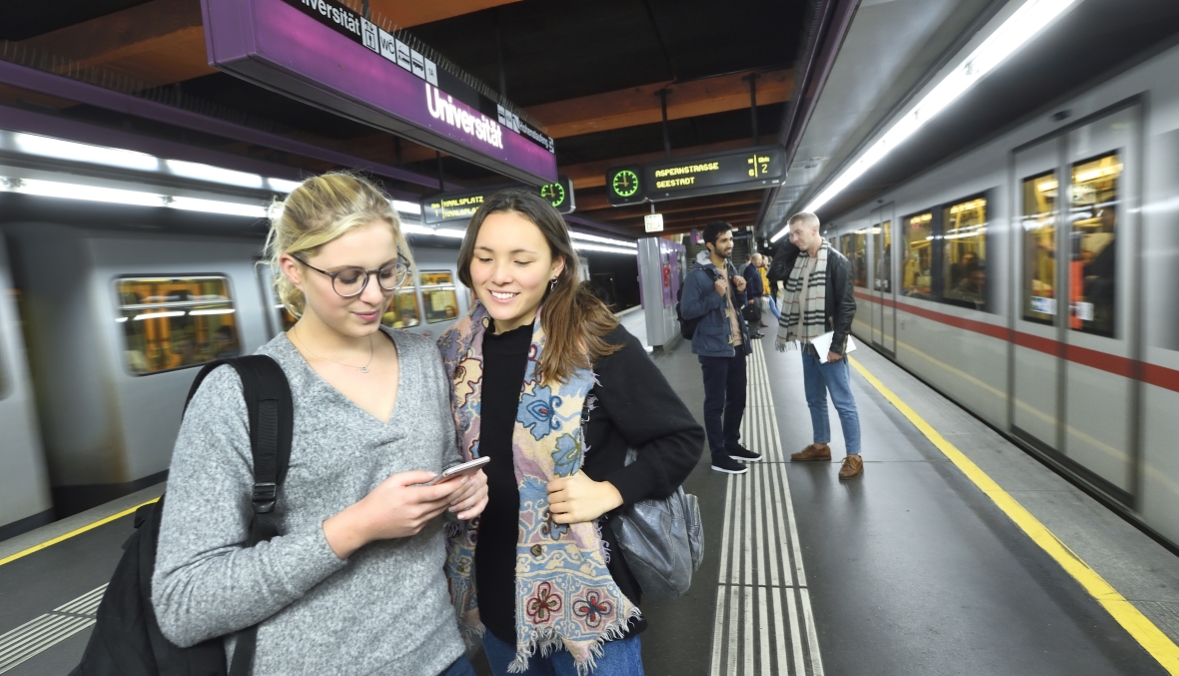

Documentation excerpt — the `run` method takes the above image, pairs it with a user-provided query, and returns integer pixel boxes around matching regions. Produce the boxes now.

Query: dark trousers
[699,352,748,460]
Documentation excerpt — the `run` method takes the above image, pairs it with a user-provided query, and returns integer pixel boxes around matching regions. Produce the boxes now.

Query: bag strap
[186,356,293,676]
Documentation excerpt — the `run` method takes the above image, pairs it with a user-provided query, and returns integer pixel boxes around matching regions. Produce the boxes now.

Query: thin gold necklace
[292,325,374,373]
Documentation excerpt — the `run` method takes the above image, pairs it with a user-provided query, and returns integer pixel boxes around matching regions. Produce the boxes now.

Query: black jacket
[742,264,763,299]
[822,248,857,355]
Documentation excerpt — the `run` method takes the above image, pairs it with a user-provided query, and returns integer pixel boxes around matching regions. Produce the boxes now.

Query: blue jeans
[699,352,748,459]
[801,348,861,455]
[481,630,644,676]
[440,655,478,676]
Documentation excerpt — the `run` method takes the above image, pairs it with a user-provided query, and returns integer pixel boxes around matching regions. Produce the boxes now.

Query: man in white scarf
[776,213,863,479]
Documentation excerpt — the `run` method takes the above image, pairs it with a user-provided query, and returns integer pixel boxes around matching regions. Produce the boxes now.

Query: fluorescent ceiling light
[392,200,423,215]
[771,0,1079,242]
[168,196,268,218]
[435,228,467,238]
[570,231,638,249]
[572,242,639,256]
[267,177,302,193]
[166,159,264,189]
[10,178,166,207]
[15,133,160,172]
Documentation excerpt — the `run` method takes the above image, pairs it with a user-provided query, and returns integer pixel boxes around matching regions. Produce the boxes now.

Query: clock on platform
[606,166,646,206]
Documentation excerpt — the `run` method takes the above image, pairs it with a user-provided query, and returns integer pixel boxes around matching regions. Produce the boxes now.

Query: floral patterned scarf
[438,302,640,674]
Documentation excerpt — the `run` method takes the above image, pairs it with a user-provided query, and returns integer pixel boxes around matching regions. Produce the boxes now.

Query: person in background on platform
[152,173,488,675]
[743,253,766,339]
[440,189,703,676]
[776,212,863,480]
[757,254,773,320]
[680,220,761,474]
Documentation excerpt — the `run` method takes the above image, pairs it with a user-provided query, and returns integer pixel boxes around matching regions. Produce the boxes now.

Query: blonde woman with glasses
[152,173,488,675]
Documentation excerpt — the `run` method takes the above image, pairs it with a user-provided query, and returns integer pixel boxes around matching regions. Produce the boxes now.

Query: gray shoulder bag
[610,448,704,600]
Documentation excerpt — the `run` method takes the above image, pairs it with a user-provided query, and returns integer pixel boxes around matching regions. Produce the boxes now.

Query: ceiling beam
[584,194,766,220]
[527,68,792,139]
[561,138,762,190]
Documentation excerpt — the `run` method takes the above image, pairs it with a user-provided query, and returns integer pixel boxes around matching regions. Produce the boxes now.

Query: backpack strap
[186,356,293,676]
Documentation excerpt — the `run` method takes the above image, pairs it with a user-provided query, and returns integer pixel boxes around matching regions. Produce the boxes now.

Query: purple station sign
[200,0,558,184]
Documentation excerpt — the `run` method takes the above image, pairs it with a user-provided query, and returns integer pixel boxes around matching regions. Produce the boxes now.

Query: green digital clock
[540,181,565,208]
[612,169,640,198]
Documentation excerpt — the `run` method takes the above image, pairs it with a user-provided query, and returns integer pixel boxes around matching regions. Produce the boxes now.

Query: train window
[902,212,933,298]
[942,197,988,309]
[1068,153,1121,337]
[1022,171,1058,324]
[840,234,851,256]
[420,271,459,323]
[852,230,868,287]
[381,279,421,329]
[874,222,892,293]
[116,277,241,375]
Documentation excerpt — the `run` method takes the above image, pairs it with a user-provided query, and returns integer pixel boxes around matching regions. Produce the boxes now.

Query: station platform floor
[3,325,1179,675]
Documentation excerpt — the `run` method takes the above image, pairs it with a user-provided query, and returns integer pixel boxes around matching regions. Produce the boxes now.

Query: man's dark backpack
[70,355,293,676]
[675,267,720,340]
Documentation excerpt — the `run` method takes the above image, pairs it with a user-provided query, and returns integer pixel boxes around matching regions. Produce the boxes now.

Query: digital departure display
[201,0,558,185]
[644,145,786,201]
[422,176,575,224]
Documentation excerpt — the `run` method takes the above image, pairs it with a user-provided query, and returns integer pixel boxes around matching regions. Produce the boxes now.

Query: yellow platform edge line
[0,497,160,568]
[848,356,1179,674]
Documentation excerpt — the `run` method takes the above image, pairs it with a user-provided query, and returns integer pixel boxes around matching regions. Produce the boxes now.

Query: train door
[1011,136,1064,454]
[1057,106,1139,503]
[870,204,896,355]
[1012,103,1140,505]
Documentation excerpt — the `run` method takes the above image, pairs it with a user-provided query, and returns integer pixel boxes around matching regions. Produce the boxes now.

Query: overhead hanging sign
[421,176,576,224]
[644,213,664,233]
[200,0,557,185]
[644,145,786,201]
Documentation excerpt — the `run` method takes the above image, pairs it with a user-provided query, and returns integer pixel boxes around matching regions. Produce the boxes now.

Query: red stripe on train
[851,290,1179,393]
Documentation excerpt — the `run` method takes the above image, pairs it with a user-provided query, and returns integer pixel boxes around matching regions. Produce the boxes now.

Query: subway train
[0,179,479,539]
[822,42,1179,549]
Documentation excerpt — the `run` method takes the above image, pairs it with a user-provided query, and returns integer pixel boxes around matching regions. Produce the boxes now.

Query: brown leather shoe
[839,454,863,479]
[791,443,831,461]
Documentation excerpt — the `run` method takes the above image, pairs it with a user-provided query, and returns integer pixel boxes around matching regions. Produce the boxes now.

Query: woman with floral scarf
[438,189,703,675]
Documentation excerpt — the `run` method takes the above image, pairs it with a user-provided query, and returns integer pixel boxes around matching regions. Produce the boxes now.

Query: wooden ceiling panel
[19,0,213,88]
[370,0,523,29]
[528,68,791,139]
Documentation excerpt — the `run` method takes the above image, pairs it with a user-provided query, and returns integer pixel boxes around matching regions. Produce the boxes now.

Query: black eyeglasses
[292,254,411,298]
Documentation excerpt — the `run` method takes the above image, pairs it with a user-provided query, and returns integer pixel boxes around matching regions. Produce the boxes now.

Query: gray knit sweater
[152,329,465,675]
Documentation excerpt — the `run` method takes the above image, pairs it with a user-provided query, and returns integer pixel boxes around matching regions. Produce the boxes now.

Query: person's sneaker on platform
[711,455,748,474]
[728,445,762,462]
[839,454,863,479]
[790,442,831,462]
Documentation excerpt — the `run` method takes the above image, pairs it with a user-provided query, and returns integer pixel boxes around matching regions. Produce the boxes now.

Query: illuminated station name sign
[201,0,557,184]
[605,145,786,205]
[422,176,575,225]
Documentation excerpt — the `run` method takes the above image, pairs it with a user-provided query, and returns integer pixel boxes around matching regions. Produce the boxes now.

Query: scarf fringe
[507,606,643,675]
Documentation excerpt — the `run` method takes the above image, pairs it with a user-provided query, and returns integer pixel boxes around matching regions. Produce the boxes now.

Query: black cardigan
[475,322,704,644]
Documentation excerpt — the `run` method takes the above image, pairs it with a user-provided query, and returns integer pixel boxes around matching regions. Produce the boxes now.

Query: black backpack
[676,267,719,340]
[70,355,294,676]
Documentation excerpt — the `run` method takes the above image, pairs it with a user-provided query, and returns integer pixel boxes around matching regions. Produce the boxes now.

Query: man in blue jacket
[680,221,761,474]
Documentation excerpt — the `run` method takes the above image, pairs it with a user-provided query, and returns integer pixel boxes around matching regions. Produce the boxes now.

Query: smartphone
[422,456,490,486]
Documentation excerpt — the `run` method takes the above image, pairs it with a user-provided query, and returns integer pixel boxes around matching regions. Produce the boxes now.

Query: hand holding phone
[422,456,490,486]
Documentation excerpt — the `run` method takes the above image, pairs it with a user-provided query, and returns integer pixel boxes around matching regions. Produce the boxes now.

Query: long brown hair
[457,189,622,385]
